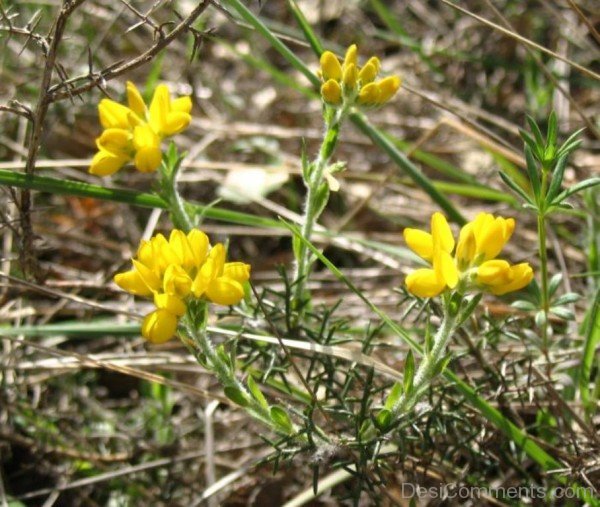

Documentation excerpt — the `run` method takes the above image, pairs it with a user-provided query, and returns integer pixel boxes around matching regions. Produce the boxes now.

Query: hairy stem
[182,314,277,431]
[292,116,341,314]
[393,309,457,417]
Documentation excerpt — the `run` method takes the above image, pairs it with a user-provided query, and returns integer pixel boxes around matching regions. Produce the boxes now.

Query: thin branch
[46,0,212,103]
[565,0,600,47]
[19,0,87,280]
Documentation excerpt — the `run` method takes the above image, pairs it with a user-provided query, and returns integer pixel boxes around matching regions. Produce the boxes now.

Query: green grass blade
[286,0,324,56]
[0,321,140,337]
[0,169,167,208]
[0,169,281,229]
[285,218,599,505]
[351,113,466,225]
[221,0,319,87]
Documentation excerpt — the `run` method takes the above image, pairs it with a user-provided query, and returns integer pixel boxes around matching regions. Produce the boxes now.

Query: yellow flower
[404,212,533,298]
[89,81,192,176]
[318,45,401,108]
[114,229,250,343]
[142,309,178,344]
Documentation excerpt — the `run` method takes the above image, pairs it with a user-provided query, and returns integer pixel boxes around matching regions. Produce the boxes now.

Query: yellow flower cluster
[90,82,192,177]
[114,229,251,343]
[318,45,401,107]
[404,212,533,298]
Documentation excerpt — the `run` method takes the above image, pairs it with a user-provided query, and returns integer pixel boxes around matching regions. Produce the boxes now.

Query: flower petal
[163,264,192,298]
[456,223,476,266]
[477,259,513,286]
[320,51,342,81]
[154,293,186,316]
[98,99,131,129]
[321,79,342,105]
[431,212,455,253]
[89,149,128,176]
[126,81,147,118]
[223,262,251,284]
[187,229,209,267]
[171,96,192,114]
[434,249,458,288]
[141,309,178,344]
[490,263,533,295]
[375,76,401,104]
[357,82,380,105]
[403,228,434,261]
[149,84,170,135]
[114,269,152,296]
[342,44,358,69]
[405,268,446,298]
[134,146,162,173]
[206,278,245,306]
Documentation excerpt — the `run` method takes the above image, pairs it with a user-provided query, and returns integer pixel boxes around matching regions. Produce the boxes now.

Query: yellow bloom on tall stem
[318,45,401,107]
[89,82,192,176]
[404,212,533,298]
[114,229,250,343]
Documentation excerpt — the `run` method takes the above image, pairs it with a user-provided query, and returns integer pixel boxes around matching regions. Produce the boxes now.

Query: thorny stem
[292,111,343,316]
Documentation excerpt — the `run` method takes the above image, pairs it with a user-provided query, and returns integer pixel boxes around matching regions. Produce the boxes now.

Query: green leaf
[511,300,536,312]
[535,310,547,329]
[553,292,580,306]
[519,129,538,153]
[312,181,330,219]
[546,154,568,203]
[383,381,403,411]
[557,128,585,158]
[548,273,563,297]
[553,177,600,205]
[403,350,415,394]
[374,408,392,430]
[433,354,453,377]
[0,169,284,229]
[549,306,575,321]
[546,110,558,151]
[247,375,269,410]
[526,115,545,151]
[499,170,534,205]
[270,405,294,433]
[524,145,541,203]
[456,293,483,326]
[224,386,250,407]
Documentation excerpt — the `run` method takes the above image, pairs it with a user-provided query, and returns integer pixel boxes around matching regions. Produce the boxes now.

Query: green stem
[392,307,457,417]
[162,155,194,233]
[292,115,341,312]
[182,313,277,431]
[168,176,193,233]
[538,170,550,356]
